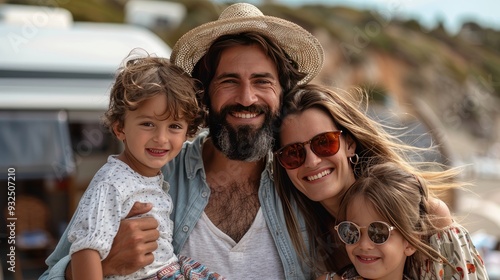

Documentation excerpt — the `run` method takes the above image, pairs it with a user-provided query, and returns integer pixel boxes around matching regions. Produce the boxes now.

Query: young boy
[68,51,221,280]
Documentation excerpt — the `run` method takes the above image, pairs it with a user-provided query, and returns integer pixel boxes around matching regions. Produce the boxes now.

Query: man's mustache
[219,104,270,116]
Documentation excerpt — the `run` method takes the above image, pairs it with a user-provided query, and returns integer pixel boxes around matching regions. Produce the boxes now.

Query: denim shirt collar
[184,129,208,180]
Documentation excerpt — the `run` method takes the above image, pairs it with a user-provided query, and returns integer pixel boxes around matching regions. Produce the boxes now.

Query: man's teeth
[307,170,331,181]
[233,112,257,118]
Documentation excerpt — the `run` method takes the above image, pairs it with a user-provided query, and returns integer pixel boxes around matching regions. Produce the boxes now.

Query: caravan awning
[0,110,75,179]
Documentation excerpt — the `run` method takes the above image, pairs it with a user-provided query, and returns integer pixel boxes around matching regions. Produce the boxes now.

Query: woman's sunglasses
[275,131,343,170]
[334,221,395,245]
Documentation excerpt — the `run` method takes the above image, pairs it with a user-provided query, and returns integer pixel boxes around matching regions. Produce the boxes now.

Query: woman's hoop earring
[349,154,359,165]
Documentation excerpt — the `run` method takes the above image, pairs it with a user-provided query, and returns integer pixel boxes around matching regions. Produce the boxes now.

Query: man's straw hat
[170,3,324,84]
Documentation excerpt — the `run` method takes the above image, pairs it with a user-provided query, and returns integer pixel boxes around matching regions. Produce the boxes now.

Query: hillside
[172,1,500,170]
[9,0,500,170]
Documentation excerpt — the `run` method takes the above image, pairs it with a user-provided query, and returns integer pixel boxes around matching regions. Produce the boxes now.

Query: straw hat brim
[171,10,324,85]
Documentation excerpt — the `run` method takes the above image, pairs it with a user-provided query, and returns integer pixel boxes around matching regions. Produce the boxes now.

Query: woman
[273,84,487,278]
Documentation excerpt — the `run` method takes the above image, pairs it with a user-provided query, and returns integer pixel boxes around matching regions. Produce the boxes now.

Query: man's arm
[40,202,159,280]
[101,204,159,276]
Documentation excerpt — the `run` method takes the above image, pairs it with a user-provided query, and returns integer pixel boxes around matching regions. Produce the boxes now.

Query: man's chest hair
[205,181,260,242]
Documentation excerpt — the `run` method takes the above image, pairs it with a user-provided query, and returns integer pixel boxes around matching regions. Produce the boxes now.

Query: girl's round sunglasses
[334,221,395,245]
[275,131,343,169]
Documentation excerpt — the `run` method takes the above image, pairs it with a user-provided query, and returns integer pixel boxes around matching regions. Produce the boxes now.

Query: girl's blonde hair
[337,162,455,277]
[103,50,204,138]
[273,84,462,272]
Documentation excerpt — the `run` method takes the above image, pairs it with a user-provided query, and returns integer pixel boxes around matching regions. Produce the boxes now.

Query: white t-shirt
[180,209,285,279]
[68,156,176,279]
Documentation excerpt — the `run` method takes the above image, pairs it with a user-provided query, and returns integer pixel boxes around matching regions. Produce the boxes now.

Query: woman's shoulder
[428,197,454,228]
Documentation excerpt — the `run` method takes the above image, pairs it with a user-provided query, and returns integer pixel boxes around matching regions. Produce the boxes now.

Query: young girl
[329,162,456,279]
[67,52,222,279]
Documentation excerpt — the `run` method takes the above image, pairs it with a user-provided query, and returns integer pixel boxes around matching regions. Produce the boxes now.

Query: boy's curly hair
[103,49,204,138]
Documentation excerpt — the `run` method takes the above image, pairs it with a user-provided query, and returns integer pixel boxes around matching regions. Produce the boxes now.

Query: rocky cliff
[265,4,500,169]
[37,0,500,173]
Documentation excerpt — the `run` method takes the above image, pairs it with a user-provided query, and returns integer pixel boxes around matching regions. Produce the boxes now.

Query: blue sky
[215,0,500,34]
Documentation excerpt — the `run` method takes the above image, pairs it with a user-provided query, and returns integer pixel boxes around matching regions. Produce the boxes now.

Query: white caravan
[0,4,172,216]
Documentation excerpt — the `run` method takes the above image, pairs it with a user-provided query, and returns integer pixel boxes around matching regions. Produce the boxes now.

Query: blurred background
[1,0,499,279]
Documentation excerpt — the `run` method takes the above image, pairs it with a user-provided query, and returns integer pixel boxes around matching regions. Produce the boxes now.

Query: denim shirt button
[201,191,208,198]
[182,225,189,232]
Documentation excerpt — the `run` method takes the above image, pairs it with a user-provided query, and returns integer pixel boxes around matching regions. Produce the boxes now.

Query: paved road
[455,177,500,236]
[454,175,500,279]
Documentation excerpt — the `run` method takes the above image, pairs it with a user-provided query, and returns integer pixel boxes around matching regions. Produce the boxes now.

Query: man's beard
[208,104,277,162]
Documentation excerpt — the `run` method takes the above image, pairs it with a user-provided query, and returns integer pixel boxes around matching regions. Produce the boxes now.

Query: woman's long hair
[273,84,462,273]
